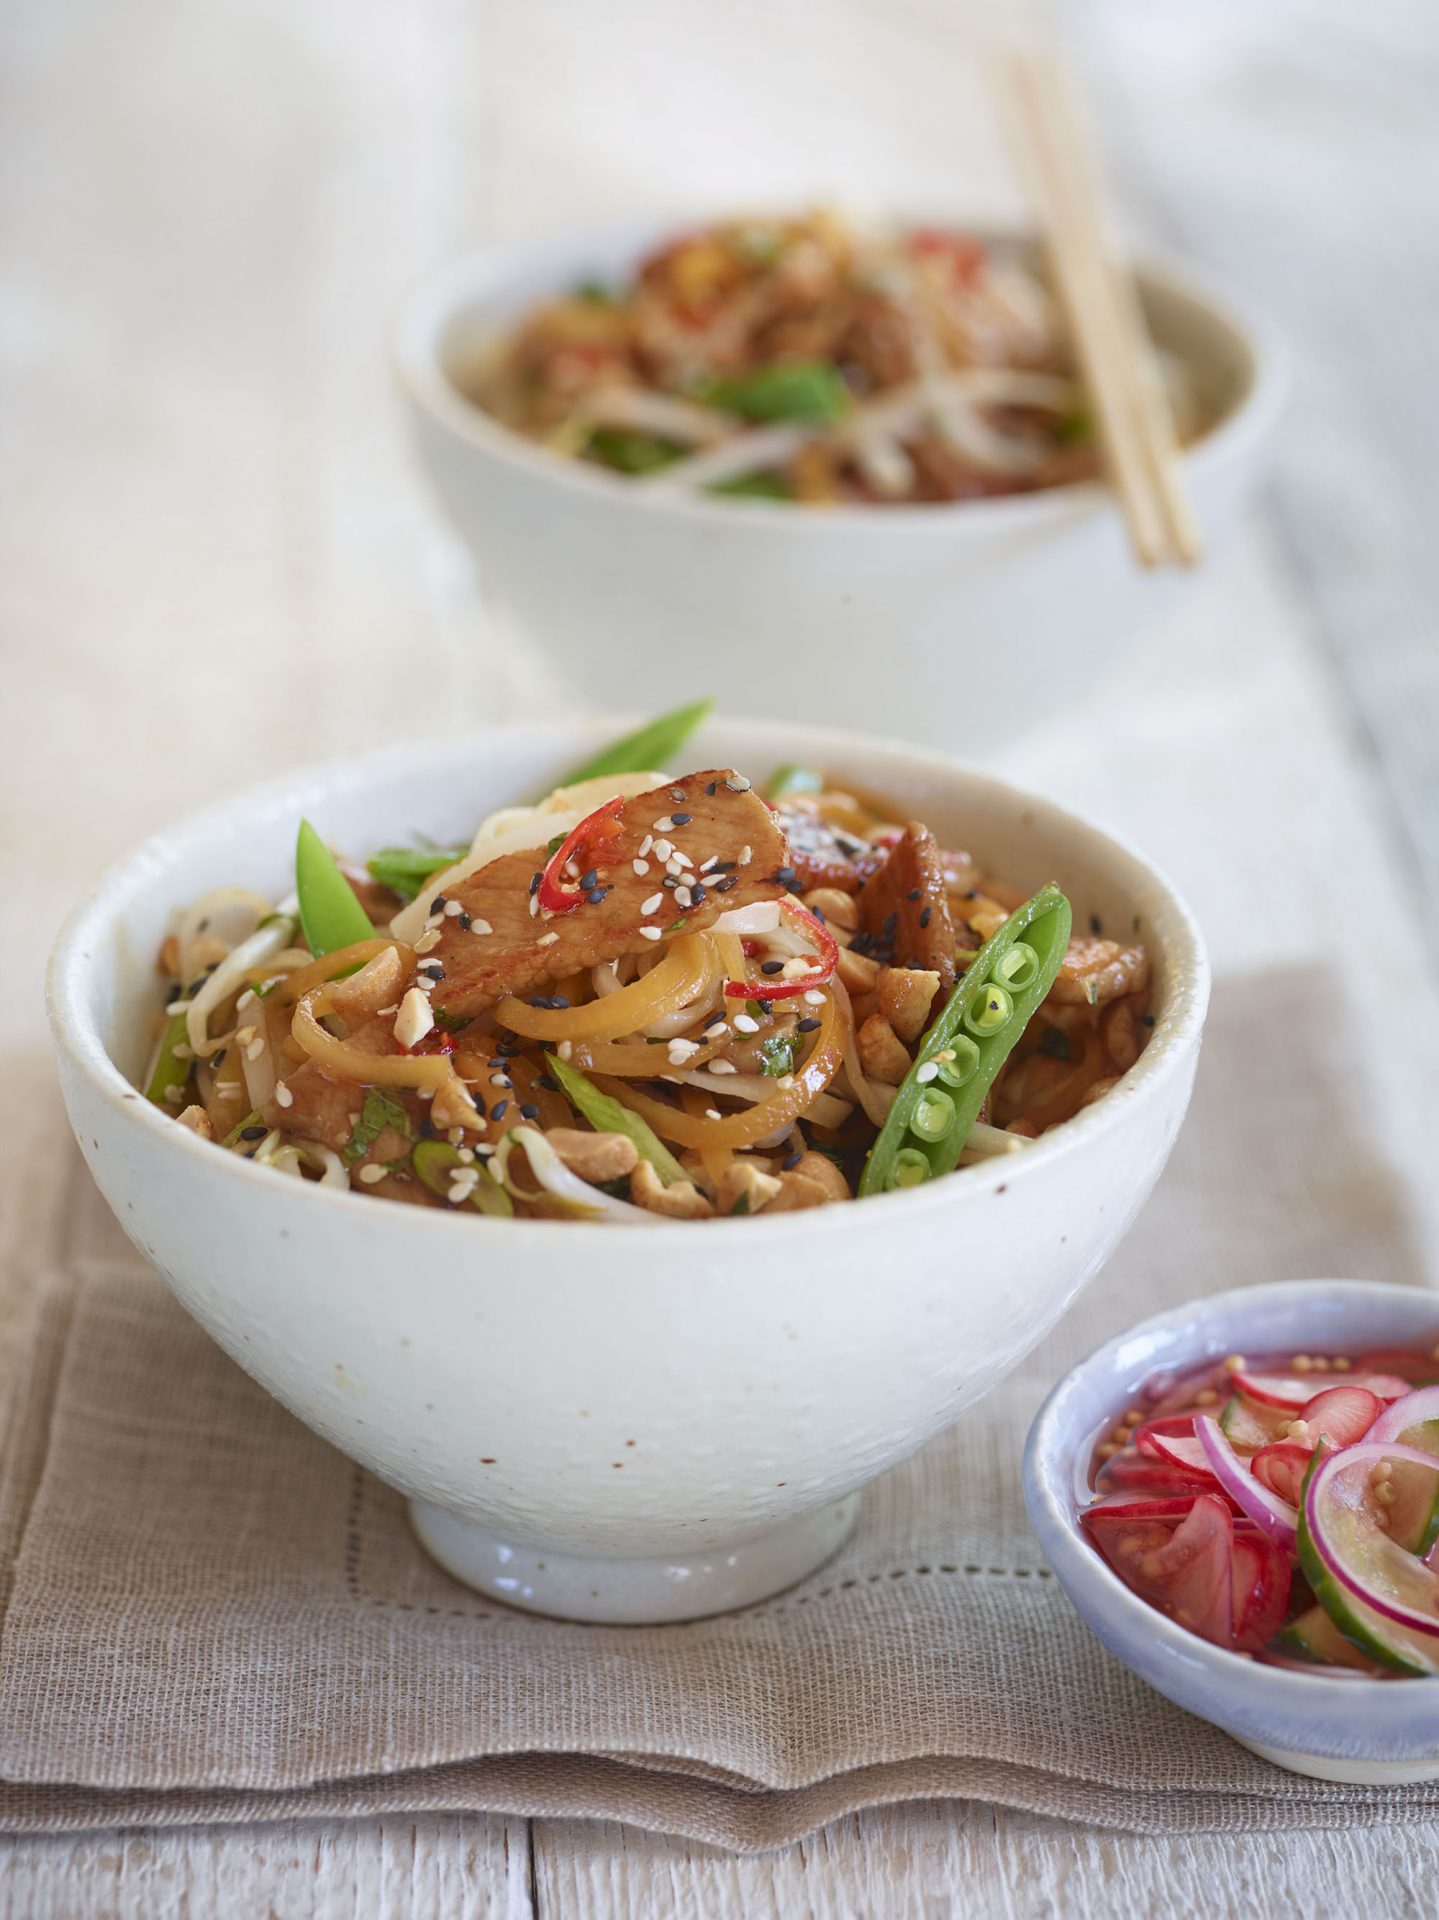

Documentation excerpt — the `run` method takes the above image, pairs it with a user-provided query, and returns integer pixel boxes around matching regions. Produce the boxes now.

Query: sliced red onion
[1194,1415,1298,1551]
[1369,1386,1439,1447]
[1304,1441,1439,1639]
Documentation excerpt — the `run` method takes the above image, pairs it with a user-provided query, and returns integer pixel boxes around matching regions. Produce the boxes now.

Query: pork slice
[429,771,791,1016]
[773,799,875,893]
[854,823,957,991]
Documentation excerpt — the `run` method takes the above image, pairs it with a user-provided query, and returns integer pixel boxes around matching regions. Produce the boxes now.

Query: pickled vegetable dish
[1082,1342,1439,1675]
[468,210,1202,507]
[143,703,1153,1222]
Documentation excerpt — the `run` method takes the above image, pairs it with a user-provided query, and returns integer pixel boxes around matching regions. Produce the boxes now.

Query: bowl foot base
[408,1495,861,1624]
[1234,1736,1439,1785]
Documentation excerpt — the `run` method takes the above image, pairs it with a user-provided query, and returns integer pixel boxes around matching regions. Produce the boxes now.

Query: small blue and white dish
[1024,1278,1439,1783]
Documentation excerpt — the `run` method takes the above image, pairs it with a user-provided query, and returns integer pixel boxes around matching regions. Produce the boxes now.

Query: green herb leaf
[584,427,684,475]
[546,1052,689,1186]
[731,1191,751,1215]
[221,1108,265,1150]
[758,1031,801,1077]
[550,698,713,791]
[411,1138,513,1218]
[296,820,375,957]
[343,1088,411,1166]
[574,278,617,304]
[364,843,466,904]
[700,360,849,426]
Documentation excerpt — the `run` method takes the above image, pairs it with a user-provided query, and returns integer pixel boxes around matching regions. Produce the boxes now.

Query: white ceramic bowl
[1025,1279,1439,1785]
[394,221,1283,750]
[48,718,1208,1623]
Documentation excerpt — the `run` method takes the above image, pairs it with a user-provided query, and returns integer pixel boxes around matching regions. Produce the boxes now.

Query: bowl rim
[1023,1277,1439,1735]
[391,212,1288,536]
[47,714,1210,1245]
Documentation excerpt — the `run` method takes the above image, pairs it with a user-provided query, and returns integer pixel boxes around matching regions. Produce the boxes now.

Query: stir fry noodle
[468,211,1204,507]
[144,708,1154,1220]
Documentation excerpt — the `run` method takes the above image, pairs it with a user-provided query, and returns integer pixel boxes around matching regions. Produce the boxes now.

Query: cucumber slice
[1219,1393,1289,1453]
[1368,1390,1439,1554]
[1274,1604,1384,1673]
[1295,1446,1439,1676]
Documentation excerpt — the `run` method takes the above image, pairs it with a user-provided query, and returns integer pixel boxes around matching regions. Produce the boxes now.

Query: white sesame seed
[424,913,444,932]
[638,833,653,857]
[490,1073,512,1088]
[703,1019,729,1038]
[699,855,719,873]
[558,1040,573,1061]
[667,1038,699,1064]
[414,928,442,954]
[394,986,435,1049]
[163,1084,185,1106]
[674,886,693,909]
[236,989,256,1012]
[457,1145,475,1162]
[639,926,663,942]
[915,1061,939,1084]
[235,1024,257,1046]
[671,849,694,869]
[245,1037,265,1061]
[538,930,560,947]
[709,1060,738,1075]
[706,1107,723,1120]
[653,815,675,833]
[171,1042,194,1061]
[357,1164,387,1185]
[632,858,650,876]
[776,1075,795,1090]
[653,838,673,862]
[443,899,465,917]
[274,1080,293,1108]
[733,1013,760,1034]
[725,774,752,793]
[469,918,492,935]
[528,893,539,917]
[739,844,753,864]
[447,1126,466,1145]
[641,892,664,915]
[803,989,826,1005]
[476,1141,496,1156]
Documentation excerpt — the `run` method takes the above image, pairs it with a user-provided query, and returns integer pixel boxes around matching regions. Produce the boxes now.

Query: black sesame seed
[775,866,796,884]
[964,887,978,900]
[671,812,692,825]
[211,1048,227,1067]
[691,883,707,906]
[527,998,547,1009]
[1142,1012,1156,1028]
[587,887,606,905]
[715,874,737,892]
[783,1152,803,1171]
[755,997,773,1015]
[430,894,447,913]
[529,871,542,895]
[919,906,932,928]
[537,1073,559,1092]
[670,787,687,802]
[713,859,737,871]
[706,781,718,796]
[422,964,445,980]
[519,1103,540,1121]
[811,907,825,923]
[1090,914,1103,935]
[761,959,785,975]
[663,875,679,889]
[906,887,922,901]
[458,911,472,930]
[239,1125,266,1141]
[419,1116,438,1139]
[578,868,597,890]
[491,1100,509,1122]
[797,1018,821,1033]
[550,995,570,1010]
[882,912,898,935]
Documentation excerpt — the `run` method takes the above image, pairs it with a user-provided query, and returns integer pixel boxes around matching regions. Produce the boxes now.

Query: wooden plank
[0,1817,535,1920]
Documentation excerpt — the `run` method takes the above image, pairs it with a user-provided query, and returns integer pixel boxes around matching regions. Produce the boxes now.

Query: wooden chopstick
[1006,49,1201,568]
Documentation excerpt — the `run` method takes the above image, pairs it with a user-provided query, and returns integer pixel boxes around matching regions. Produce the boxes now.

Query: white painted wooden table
[4,0,1437,1910]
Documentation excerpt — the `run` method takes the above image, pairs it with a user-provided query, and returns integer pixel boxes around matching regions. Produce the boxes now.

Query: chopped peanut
[159,932,181,977]
[631,1159,713,1218]
[877,966,941,1044]
[836,946,882,994]
[716,1161,783,1216]
[858,1013,912,1085]
[800,887,859,931]
[176,1104,214,1141]
[764,1171,836,1212]
[549,1128,640,1184]
[431,1076,485,1134]
[791,1150,850,1202]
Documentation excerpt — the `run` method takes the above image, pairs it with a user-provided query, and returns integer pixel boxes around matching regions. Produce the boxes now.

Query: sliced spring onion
[546,1052,688,1187]
[365,843,467,903]
[144,1008,193,1108]
[549,699,713,790]
[412,1138,513,1218]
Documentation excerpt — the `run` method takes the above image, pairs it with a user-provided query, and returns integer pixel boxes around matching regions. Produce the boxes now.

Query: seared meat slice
[429,771,791,1017]
[853,823,957,992]
[773,799,874,893]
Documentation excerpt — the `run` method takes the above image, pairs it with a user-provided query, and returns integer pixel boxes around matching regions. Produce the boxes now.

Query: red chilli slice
[536,796,626,916]
[723,899,839,1001]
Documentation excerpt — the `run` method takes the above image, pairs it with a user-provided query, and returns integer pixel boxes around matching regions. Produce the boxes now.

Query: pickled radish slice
[1297,1386,1382,1448]
[1195,1416,1298,1551]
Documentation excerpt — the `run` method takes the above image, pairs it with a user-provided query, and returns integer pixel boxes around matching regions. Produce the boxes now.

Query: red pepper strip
[536,795,626,915]
[723,899,839,1001]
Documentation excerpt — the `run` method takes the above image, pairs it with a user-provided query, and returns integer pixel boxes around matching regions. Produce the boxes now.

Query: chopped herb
[343,1088,411,1165]
[731,1192,752,1215]
[759,1031,801,1077]
[365,843,466,904]
[584,427,684,475]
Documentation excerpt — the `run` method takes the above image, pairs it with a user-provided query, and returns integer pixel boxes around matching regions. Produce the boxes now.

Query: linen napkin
[2,964,1436,1853]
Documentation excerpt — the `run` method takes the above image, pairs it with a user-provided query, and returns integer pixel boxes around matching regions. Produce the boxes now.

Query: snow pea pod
[551,698,713,791]
[295,819,374,957]
[858,883,1072,1197]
